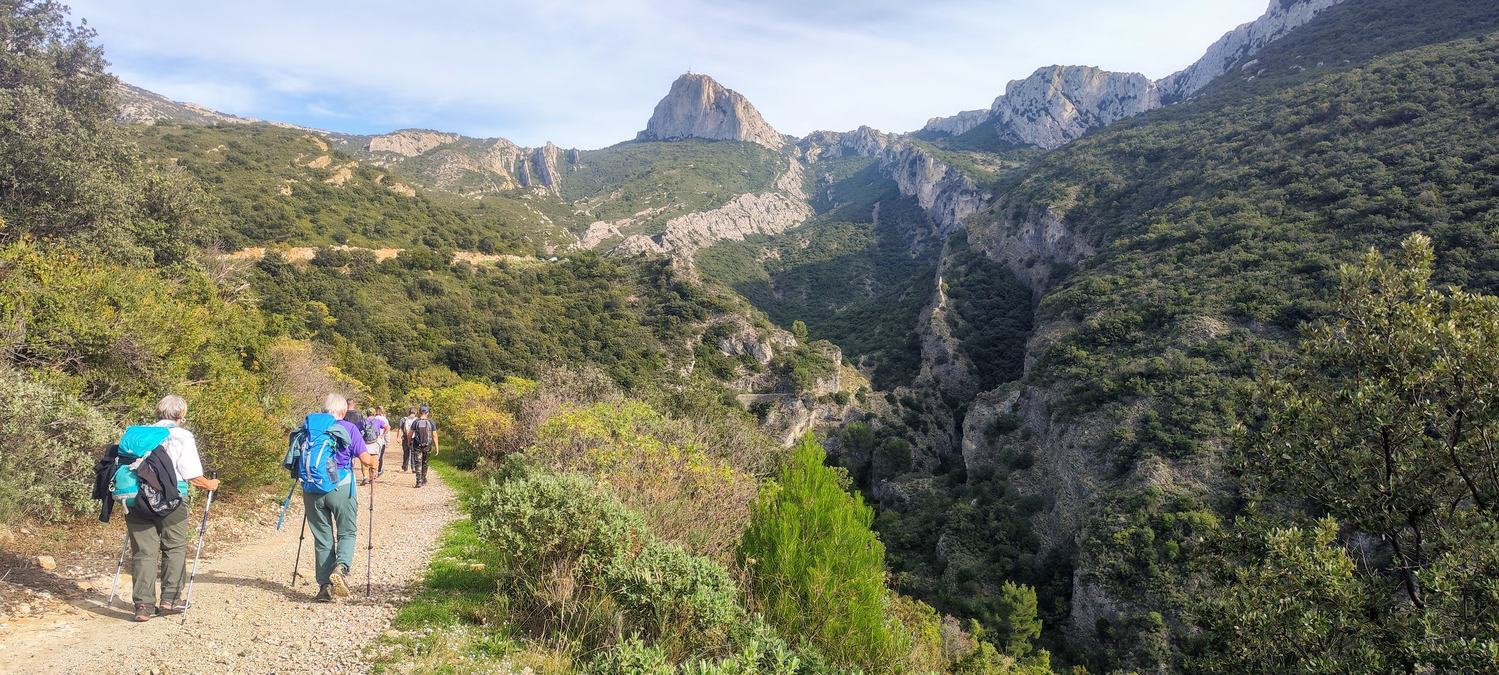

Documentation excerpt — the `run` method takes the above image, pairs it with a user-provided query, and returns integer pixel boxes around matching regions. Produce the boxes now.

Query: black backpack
[411,419,434,448]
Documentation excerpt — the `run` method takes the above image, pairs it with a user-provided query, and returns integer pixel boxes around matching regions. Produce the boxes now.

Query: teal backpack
[111,426,184,518]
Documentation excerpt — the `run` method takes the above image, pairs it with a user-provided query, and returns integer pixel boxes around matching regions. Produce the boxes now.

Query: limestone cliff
[637,73,786,150]
[356,132,570,197]
[878,142,988,236]
[363,129,460,157]
[918,0,1345,146]
[614,159,812,255]
[921,109,989,137]
[1158,0,1349,102]
[990,66,1161,149]
[797,126,891,162]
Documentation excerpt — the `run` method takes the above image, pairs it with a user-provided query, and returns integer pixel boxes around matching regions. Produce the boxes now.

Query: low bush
[473,461,752,660]
[527,400,756,561]
[0,368,115,522]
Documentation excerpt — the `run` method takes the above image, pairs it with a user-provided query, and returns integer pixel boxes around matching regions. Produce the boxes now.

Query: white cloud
[74,0,1269,148]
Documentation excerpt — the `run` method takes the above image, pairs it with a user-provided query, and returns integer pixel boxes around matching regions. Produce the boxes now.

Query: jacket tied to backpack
[92,426,184,522]
[284,413,353,494]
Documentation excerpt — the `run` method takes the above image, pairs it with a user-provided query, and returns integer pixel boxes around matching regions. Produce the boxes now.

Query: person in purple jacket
[305,393,377,602]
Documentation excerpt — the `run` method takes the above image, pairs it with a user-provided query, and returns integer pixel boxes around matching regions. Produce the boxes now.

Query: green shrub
[739,434,909,672]
[473,461,750,659]
[0,368,115,522]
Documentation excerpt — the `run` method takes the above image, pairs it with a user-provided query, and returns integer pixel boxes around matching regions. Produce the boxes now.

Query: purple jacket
[335,419,369,469]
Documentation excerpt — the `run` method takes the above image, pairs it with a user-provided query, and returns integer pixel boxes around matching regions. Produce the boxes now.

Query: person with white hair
[298,393,378,602]
[126,395,220,621]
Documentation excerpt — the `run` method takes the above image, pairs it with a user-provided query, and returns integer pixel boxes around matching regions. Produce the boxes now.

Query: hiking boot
[133,603,154,621]
[314,584,334,603]
[330,564,351,598]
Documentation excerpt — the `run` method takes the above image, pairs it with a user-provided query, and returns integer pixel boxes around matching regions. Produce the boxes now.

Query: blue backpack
[285,413,349,494]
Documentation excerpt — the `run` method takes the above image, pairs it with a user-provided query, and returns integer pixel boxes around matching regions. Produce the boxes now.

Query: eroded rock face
[970,201,1095,293]
[991,66,1161,149]
[879,141,988,235]
[637,73,786,150]
[798,126,892,162]
[615,159,812,255]
[364,129,460,157]
[1159,0,1348,102]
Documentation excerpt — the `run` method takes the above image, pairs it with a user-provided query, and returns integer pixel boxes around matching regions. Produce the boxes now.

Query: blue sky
[71,0,1270,149]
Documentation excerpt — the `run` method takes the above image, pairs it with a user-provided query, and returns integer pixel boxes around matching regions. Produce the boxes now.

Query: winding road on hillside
[0,447,455,674]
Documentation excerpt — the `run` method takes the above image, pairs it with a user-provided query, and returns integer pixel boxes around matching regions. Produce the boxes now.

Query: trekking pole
[291,510,308,587]
[366,476,374,598]
[180,471,217,615]
[106,530,129,609]
[275,478,297,530]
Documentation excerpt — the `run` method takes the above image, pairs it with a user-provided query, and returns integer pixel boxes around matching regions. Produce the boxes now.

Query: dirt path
[0,460,456,674]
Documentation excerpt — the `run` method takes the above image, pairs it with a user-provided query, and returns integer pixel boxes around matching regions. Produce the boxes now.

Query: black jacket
[91,445,120,523]
[92,444,182,522]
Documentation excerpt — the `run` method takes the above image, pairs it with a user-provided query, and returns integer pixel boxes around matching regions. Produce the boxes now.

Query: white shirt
[152,420,205,482]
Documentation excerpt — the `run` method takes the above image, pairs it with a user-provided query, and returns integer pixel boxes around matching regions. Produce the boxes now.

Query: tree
[738,434,909,672]
[993,581,1041,658]
[0,1,206,261]
[1248,234,1499,605]
[1217,233,1499,669]
[791,319,808,341]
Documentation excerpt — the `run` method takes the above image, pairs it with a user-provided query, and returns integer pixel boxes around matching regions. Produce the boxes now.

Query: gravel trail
[0,460,456,674]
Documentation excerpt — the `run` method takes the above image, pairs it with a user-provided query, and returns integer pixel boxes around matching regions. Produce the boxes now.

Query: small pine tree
[791,319,808,341]
[739,434,907,672]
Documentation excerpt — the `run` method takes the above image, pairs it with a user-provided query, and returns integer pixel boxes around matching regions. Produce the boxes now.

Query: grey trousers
[303,478,357,585]
[126,504,190,610]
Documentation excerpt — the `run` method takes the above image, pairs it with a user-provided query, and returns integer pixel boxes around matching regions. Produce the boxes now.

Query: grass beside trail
[370,458,570,674]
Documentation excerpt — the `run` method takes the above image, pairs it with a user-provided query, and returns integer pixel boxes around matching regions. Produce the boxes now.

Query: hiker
[295,393,377,602]
[364,406,391,478]
[126,395,219,621]
[409,405,440,488]
[398,406,417,472]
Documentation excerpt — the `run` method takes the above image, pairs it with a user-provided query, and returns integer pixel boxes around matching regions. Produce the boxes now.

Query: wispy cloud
[73,0,1269,149]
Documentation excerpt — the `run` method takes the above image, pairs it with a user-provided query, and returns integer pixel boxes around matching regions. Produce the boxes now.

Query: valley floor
[0,453,455,674]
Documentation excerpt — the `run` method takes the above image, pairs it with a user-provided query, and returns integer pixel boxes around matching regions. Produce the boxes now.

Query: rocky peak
[637,73,785,150]
[990,66,1161,149]
[798,125,892,162]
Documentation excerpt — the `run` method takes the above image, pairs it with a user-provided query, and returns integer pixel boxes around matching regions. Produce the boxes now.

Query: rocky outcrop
[921,109,989,137]
[990,66,1161,149]
[364,129,460,157]
[637,73,786,150]
[514,142,563,196]
[879,142,988,235]
[917,0,1343,145]
[798,126,892,162]
[614,159,812,255]
[970,200,1095,293]
[1158,0,1348,102]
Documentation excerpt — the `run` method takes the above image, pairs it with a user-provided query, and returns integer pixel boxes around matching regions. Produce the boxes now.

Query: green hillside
[130,124,575,252]
[699,157,939,387]
[866,3,1499,670]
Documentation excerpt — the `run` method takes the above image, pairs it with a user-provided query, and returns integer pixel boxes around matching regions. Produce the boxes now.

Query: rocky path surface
[0,465,455,674]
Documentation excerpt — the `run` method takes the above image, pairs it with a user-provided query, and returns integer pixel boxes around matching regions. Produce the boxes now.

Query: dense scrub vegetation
[130,124,572,252]
[929,11,1499,671]
[378,372,1042,673]
[564,139,785,231]
[0,3,294,515]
